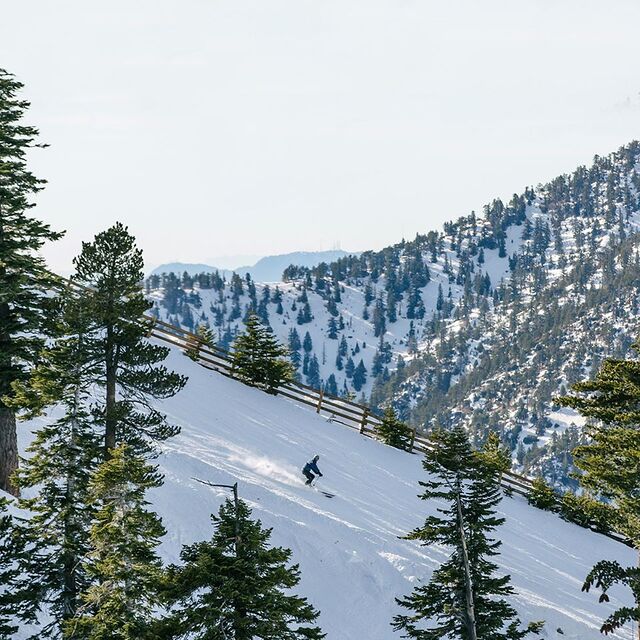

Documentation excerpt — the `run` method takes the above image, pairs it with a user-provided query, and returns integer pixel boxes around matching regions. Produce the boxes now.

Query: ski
[309,484,334,498]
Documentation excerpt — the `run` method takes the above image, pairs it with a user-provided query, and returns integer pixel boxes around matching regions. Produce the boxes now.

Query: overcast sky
[2,1,640,272]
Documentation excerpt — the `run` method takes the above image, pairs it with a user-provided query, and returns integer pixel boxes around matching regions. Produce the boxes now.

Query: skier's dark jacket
[303,459,322,475]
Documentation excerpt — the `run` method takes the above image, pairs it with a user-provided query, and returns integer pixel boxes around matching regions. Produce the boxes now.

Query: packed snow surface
[18,349,637,639]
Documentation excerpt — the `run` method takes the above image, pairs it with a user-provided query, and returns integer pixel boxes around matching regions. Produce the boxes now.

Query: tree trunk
[456,488,477,640]
[0,407,18,496]
[0,206,18,496]
[62,381,82,620]
[105,324,116,458]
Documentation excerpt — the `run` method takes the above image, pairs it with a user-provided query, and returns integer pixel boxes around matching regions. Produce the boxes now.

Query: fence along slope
[54,275,629,546]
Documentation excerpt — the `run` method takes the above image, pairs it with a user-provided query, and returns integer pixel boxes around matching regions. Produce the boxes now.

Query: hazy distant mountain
[149,262,224,277]
[150,250,353,281]
[235,250,353,282]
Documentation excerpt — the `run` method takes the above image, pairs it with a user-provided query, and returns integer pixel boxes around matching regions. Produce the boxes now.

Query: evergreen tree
[232,314,292,394]
[186,324,215,361]
[67,445,165,640]
[306,355,321,389]
[393,427,542,639]
[288,328,301,353]
[436,284,444,312]
[477,432,511,481]
[8,291,101,636]
[296,302,312,325]
[327,317,338,339]
[324,374,338,397]
[338,335,348,357]
[558,339,640,633]
[372,299,386,337]
[352,360,367,392]
[0,68,63,494]
[156,498,324,640]
[376,407,412,451]
[372,350,383,378]
[72,223,187,459]
[290,349,302,372]
[345,357,355,379]
[303,331,313,353]
[526,477,558,512]
[0,496,18,637]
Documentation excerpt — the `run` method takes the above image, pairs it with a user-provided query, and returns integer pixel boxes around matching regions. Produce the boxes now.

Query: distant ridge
[235,250,354,282]
[150,249,355,282]
[148,262,222,277]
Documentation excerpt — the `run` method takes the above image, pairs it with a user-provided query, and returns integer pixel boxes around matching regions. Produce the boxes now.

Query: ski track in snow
[15,348,638,639]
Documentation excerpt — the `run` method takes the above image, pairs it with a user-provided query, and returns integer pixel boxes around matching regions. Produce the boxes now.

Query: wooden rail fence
[52,275,629,546]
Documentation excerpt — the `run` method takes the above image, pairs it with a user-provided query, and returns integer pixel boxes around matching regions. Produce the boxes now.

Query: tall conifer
[67,445,165,640]
[376,407,412,451]
[0,68,63,494]
[393,427,542,639]
[72,223,187,458]
[558,338,640,634]
[8,291,100,636]
[232,314,292,394]
[156,498,324,640]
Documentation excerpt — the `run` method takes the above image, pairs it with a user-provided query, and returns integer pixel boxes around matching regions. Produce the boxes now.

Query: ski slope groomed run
[20,349,637,639]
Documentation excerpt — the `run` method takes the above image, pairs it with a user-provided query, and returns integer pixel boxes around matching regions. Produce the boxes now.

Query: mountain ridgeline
[146,141,640,487]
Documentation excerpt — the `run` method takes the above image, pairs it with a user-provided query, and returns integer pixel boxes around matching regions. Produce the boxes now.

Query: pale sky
[2,1,640,272]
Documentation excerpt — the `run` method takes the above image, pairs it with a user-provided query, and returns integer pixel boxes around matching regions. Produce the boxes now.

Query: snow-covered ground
[16,347,637,639]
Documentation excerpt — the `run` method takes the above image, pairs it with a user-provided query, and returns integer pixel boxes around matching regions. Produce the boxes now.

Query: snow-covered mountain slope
[20,348,632,639]
[146,141,640,487]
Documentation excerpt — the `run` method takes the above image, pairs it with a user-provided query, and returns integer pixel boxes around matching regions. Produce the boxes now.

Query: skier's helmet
[313,455,320,462]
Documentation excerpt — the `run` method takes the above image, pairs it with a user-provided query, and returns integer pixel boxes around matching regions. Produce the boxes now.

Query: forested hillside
[147,141,640,487]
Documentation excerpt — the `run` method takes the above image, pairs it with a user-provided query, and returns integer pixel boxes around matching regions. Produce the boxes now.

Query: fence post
[146,317,157,338]
[359,408,369,434]
[409,427,417,453]
[316,389,324,414]
[184,335,200,360]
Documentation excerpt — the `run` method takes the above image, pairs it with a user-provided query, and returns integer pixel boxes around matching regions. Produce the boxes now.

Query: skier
[302,455,323,485]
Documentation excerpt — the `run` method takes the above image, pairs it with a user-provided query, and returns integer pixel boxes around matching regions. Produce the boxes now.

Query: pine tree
[288,328,301,353]
[232,313,292,394]
[72,223,187,459]
[557,340,640,633]
[376,407,412,451]
[324,374,338,397]
[66,445,165,640]
[338,335,348,357]
[306,355,321,389]
[352,359,367,391]
[156,497,324,640]
[0,68,63,494]
[8,291,101,636]
[373,299,386,337]
[393,427,542,639]
[186,324,215,361]
[327,317,338,339]
[477,432,511,481]
[0,496,19,637]
[302,331,313,353]
[345,357,355,379]
[526,477,558,512]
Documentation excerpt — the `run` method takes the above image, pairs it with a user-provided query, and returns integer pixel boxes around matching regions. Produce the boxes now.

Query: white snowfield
[144,350,636,640]
[12,347,635,639]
